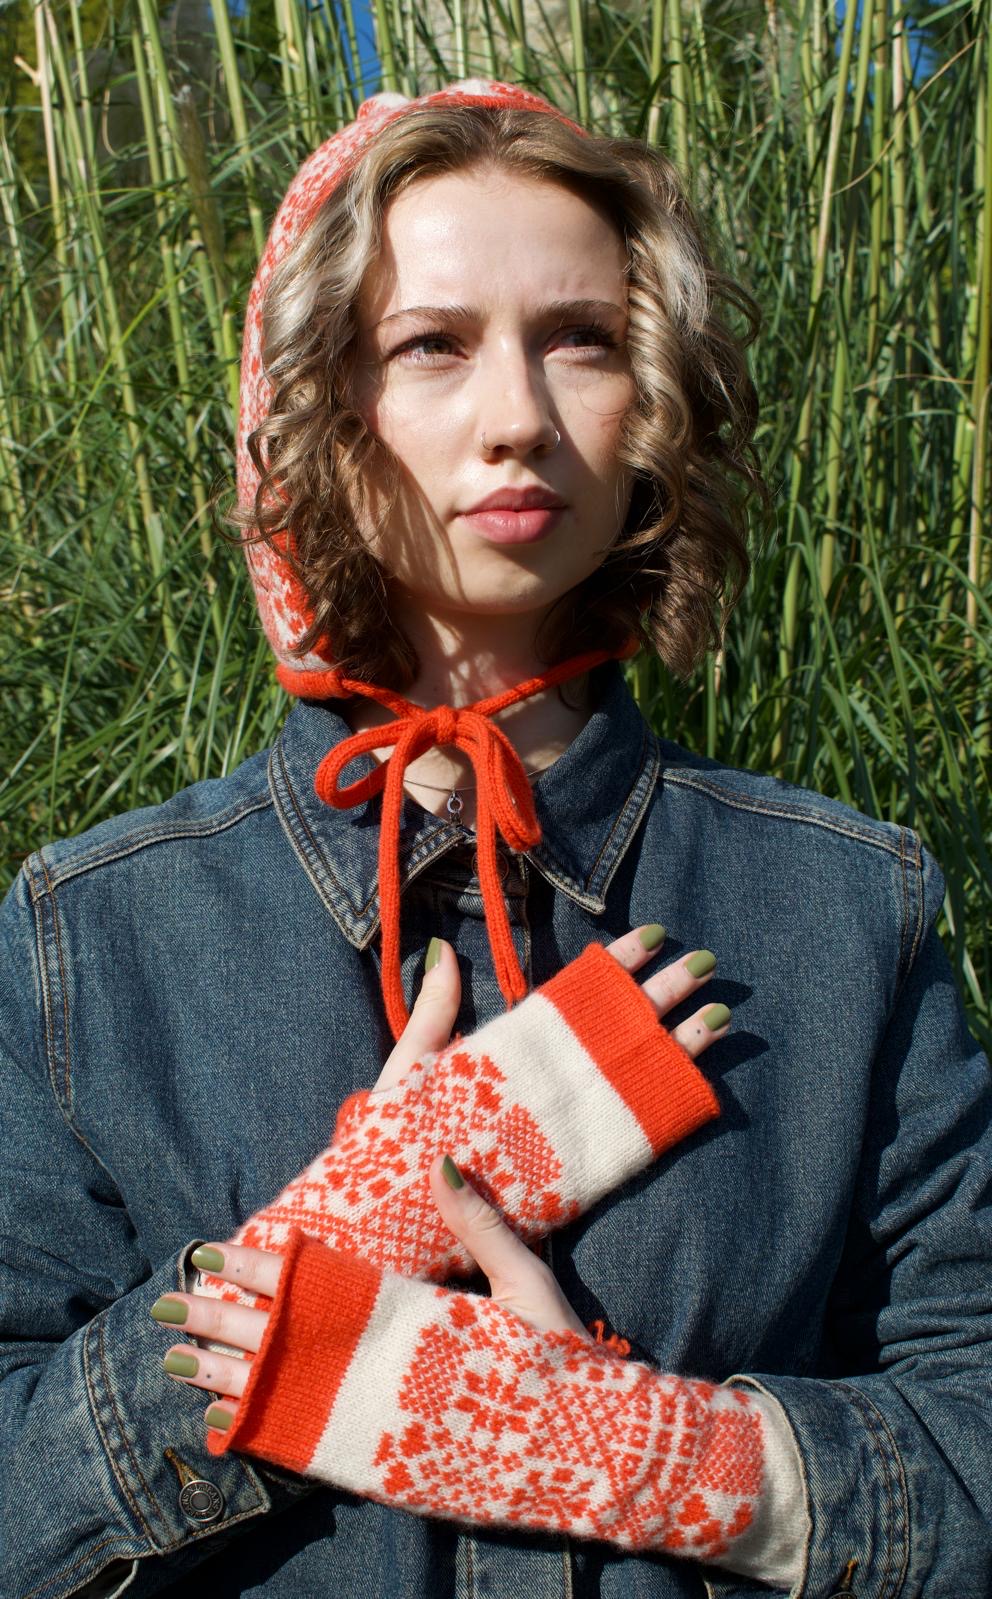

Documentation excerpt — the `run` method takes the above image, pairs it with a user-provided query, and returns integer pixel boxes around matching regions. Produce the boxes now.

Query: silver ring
[480,428,560,452]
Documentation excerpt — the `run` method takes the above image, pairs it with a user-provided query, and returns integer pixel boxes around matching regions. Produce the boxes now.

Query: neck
[340,607,598,809]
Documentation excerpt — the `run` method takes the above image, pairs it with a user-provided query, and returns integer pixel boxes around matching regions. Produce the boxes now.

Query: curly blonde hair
[228,105,767,690]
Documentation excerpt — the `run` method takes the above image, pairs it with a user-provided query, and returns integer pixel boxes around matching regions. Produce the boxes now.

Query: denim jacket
[1,660,989,1599]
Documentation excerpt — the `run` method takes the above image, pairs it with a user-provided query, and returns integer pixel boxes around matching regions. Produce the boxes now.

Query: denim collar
[269,659,660,949]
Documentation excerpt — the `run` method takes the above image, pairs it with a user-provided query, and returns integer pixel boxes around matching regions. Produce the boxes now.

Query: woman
[1,79,988,1599]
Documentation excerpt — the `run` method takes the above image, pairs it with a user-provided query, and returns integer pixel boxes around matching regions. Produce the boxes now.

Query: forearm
[197,939,718,1307]
[706,1365,992,1599]
[205,1230,803,1578]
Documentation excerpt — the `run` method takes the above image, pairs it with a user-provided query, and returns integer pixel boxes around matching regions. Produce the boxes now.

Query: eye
[554,322,619,353]
[391,329,458,364]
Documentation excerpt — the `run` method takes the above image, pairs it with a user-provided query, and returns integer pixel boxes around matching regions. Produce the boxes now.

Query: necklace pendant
[446,790,464,819]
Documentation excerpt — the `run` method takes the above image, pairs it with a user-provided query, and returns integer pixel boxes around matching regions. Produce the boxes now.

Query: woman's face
[352,166,637,626]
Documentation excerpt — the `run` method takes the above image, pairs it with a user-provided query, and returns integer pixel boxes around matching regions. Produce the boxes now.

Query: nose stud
[480,428,561,453]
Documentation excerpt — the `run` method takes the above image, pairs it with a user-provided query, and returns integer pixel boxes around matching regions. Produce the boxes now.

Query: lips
[462,486,566,514]
[460,508,564,544]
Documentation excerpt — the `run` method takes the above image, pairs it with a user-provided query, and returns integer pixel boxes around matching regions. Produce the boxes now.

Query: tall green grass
[1,0,989,1047]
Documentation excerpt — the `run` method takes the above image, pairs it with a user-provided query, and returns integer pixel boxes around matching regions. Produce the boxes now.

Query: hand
[162,926,729,1409]
[192,926,728,1305]
[157,1151,589,1434]
[372,925,728,1094]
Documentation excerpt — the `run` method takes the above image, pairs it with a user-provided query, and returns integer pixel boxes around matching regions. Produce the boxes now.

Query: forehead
[359,168,628,318]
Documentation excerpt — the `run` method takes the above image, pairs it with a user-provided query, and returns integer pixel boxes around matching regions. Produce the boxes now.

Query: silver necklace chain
[403,758,558,820]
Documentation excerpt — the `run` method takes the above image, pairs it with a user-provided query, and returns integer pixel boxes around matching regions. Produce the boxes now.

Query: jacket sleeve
[709,840,992,1599]
[0,865,299,1599]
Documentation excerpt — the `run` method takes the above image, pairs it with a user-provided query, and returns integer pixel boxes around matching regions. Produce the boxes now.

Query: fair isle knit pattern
[197,940,720,1310]
[207,1231,764,1563]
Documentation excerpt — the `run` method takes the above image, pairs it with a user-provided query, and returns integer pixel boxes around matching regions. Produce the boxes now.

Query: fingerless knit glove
[206,1228,763,1566]
[198,940,719,1304]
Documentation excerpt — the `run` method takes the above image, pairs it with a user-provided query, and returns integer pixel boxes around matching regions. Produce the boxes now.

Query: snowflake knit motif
[373,1291,763,1559]
[207,1233,766,1567]
[235,1042,574,1285]
[196,940,720,1322]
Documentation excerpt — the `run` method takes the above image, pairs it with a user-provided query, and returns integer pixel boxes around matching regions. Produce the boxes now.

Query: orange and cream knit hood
[237,79,640,1043]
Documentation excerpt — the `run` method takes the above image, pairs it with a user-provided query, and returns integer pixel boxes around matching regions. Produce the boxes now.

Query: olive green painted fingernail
[441,1154,465,1189]
[686,949,717,978]
[205,1405,232,1432]
[150,1296,189,1324]
[638,923,666,950]
[191,1245,225,1272]
[702,1003,731,1031]
[425,936,442,972]
[163,1351,199,1378]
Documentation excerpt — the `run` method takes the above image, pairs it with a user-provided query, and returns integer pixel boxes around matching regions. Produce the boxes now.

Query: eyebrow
[368,297,627,331]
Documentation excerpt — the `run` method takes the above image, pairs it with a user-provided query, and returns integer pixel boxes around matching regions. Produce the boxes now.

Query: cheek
[561,374,635,462]
[362,392,459,473]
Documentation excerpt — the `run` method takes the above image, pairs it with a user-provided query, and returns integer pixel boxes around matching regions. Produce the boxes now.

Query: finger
[372,936,461,1093]
[671,1001,731,1057]
[600,923,668,974]
[428,1154,588,1338]
[601,930,720,1024]
[162,1342,252,1399]
[638,947,719,1021]
[191,1241,284,1301]
[204,1402,237,1434]
[150,1291,269,1354]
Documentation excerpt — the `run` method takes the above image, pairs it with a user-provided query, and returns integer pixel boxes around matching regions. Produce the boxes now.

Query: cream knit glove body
[206,1231,765,1568]
[196,940,720,1305]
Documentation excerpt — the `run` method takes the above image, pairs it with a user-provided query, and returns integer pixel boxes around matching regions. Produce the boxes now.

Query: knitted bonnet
[238,78,641,1043]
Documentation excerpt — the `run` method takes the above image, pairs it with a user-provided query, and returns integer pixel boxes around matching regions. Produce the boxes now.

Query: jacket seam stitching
[18,1539,136,1599]
[662,771,905,858]
[37,854,73,1111]
[26,795,273,896]
[896,828,911,981]
[271,737,374,913]
[892,828,925,1003]
[906,828,925,969]
[587,723,657,884]
[271,734,461,923]
[270,738,379,924]
[834,1379,910,1599]
[529,725,657,900]
[94,1311,166,1540]
[27,865,121,1175]
[25,862,62,1119]
[82,1316,156,1541]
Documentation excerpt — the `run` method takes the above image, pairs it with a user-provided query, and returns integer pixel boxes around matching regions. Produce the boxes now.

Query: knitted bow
[280,643,633,1042]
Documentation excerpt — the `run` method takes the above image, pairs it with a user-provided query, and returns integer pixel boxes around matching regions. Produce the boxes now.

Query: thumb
[428,1154,589,1339]
[372,937,461,1092]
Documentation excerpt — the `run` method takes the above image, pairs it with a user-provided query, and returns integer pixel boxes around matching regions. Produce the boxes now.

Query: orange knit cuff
[540,941,720,1154]
[207,1229,381,1473]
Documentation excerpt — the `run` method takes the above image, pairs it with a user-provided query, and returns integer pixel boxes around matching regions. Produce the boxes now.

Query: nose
[475,341,560,458]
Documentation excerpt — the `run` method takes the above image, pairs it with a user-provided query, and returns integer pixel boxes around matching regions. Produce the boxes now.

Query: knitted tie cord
[196,939,720,1315]
[237,78,643,1043]
[206,1232,765,1565]
[301,642,638,1043]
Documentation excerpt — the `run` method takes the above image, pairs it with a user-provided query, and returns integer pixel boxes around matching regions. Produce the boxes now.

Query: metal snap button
[471,847,510,885]
[178,1477,225,1525]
